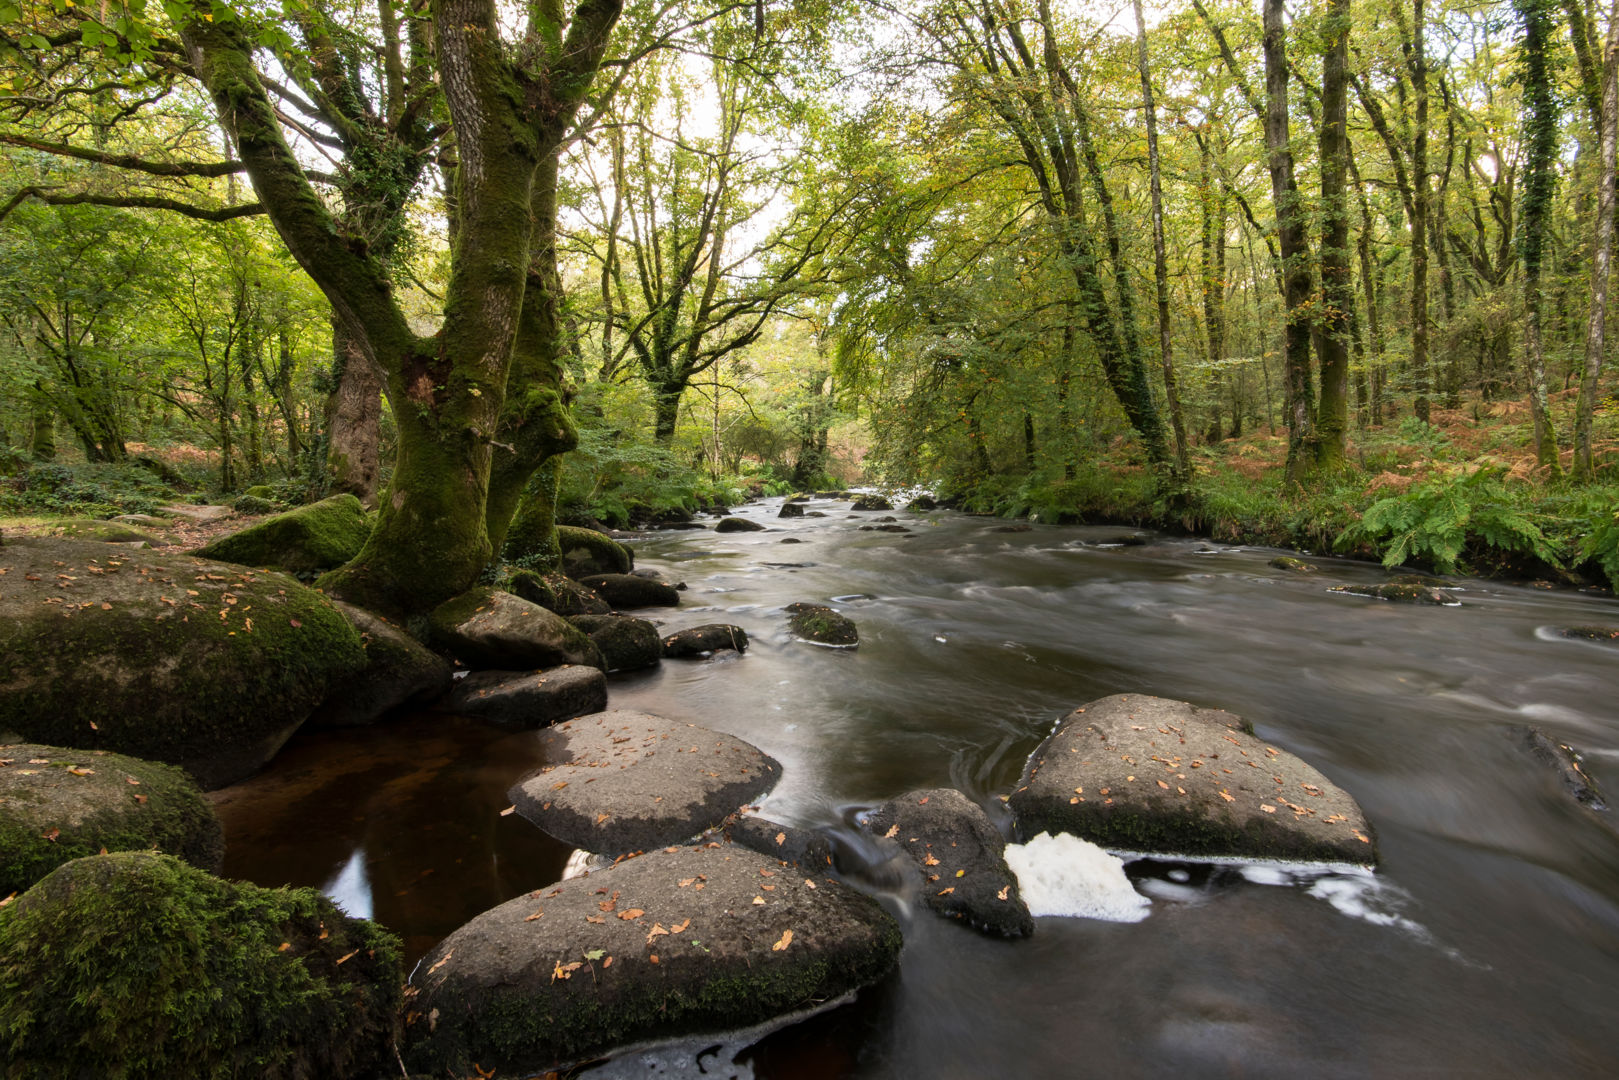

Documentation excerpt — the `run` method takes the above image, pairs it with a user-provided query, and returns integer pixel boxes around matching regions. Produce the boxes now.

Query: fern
[1335,469,1559,574]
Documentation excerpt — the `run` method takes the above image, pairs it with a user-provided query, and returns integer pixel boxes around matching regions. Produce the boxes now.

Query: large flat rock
[1009,694,1376,864]
[443,666,607,728]
[401,842,901,1076]
[428,587,604,671]
[508,711,780,855]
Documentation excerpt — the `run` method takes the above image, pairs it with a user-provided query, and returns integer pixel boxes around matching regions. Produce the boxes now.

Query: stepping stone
[444,666,607,728]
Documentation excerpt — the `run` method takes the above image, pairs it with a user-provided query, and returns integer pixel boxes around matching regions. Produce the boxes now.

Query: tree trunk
[29,387,54,461]
[1574,0,1619,479]
[1314,0,1353,471]
[324,318,384,505]
[1516,0,1563,474]
[1200,138,1228,443]
[1410,0,1432,424]
[1134,0,1189,476]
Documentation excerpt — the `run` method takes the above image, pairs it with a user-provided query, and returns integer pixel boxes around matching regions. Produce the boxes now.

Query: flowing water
[213,498,1619,1078]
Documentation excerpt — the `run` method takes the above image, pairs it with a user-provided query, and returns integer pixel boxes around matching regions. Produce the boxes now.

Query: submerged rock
[1009,694,1377,864]
[569,614,664,672]
[0,538,366,789]
[786,602,858,647]
[307,602,452,727]
[992,524,1033,533]
[0,743,223,896]
[445,666,607,728]
[1268,556,1319,573]
[662,623,749,658]
[1328,583,1456,605]
[1522,727,1608,810]
[577,572,681,610]
[779,537,806,544]
[864,788,1032,938]
[859,524,910,534]
[507,710,780,854]
[429,587,604,671]
[558,525,634,579]
[849,494,893,512]
[402,842,901,1077]
[0,852,401,1079]
[716,516,766,533]
[193,493,370,573]
[778,502,806,519]
[1555,625,1619,644]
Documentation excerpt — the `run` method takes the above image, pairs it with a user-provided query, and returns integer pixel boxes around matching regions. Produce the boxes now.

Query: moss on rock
[195,494,371,574]
[556,525,634,578]
[55,520,164,545]
[0,744,223,896]
[0,852,402,1079]
[0,538,368,789]
[786,603,858,647]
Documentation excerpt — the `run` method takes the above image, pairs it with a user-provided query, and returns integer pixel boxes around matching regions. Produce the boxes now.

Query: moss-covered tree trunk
[1515,0,1562,475]
[324,319,385,505]
[29,386,54,461]
[1574,0,1619,479]
[1313,0,1353,472]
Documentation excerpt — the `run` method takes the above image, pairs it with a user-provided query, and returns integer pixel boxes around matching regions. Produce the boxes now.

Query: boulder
[1009,694,1377,864]
[1268,556,1319,572]
[55,519,165,545]
[859,524,910,534]
[193,493,370,573]
[569,614,664,672]
[905,495,939,511]
[444,666,608,728]
[112,513,171,528]
[849,494,893,511]
[1556,625,1619,643]
[507,569,612,616]
[991,524,1032,533]
[428,587,604,671]
[402,842,901,1077]
[725,816,836,874]
[0,538,367,789]
[159,503,233,523]
[778,502,805,518]
[507,710,780,854]
[778,537,806,544]
[306,602,453,727]
[864,788,1032,938]
[786,602,858,647]
[577,573,681,609]
[1328,583,1457,605]
[1522,727,1607,810]
[0,743,223,896]
[558,526,634,579]
[716,516,766,533]
[0,852,401,1079]
[662,623,749,658]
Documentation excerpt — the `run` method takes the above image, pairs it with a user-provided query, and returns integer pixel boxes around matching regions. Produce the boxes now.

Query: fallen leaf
[427,950,454,975]
[41,828,59,842]
[335,950,358,965]
[955,869,965,878]
[552,960,583,981]
[649,955,660,964]
[937,887,955,896]
[997,885,1009,901]
[883,824,898,839]
[126,777,141,786]
[552,781,569,790]
[596,813,610,824]
[775,831,786,846]
[671,918,690,933]
[584,949,606,961]
[67,767,94,776]
[289,618,302,629]
[277,942,292,953]
[751,896,766,905]
[803,880,816,890]
[772,929,794,951]
[1261,805,1276,814]
[1156,779,1169,789]
[499,805,516,817]
[1218,790,1234,802]
[616,909,645,920]
[585,915,606,924]
[524,910,545,922]
[923,855,939,867]
[1354,831,1371,844]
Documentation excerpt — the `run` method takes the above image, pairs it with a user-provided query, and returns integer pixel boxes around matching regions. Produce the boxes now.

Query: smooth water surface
[215,498,1619,1078]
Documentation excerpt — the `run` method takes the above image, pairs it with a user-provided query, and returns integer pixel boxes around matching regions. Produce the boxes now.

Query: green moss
[196,494,371,573]
[555,525,633,576]
[54,520,161,544]
[0,747,222,896]
[0,852,401,1079]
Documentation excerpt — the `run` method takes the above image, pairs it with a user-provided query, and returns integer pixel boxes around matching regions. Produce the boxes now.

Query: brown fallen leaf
[616,909,645,920]
[883,824,899,839]
[427,950,454,975]
[552,781,568,790]
[775,831,787,846]
[923,855,940,867]
[277,942,292,953]
[126,777,140,786]
[771,929,794,951]
[1156,779,1169,789]
[585,915,606,924]
[552,960,583,981]
[596,813,611,824]
[937,887,955,896]
[499,805,516,816]
[68,767,94,776]
[751,896,766,905]
[524,910,545,922]
[1218,790,1234,802]
[996,885,1009,901]
[1261,805,1277,814]
[671,918,690,933]
[646,923,669,944]
[41,828,59,842]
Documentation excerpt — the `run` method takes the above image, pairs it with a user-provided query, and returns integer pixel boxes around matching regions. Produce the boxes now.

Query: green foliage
[0,461,168,517]
[1335,469,1561,574]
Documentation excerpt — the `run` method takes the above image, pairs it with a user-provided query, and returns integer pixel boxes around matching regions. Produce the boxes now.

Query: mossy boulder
[849,494,893,511]
[1557,625,1619,643]
[576,572,680,609]
[1328,582,1457,605]
[905,495,939,511]
[568,614,664,672]
[55,519,164,546]
[777,502,805,518]
[0,538,368,789]
[506,569,611,617]
[715,516,766,532]
[1009,694,1377,864]
[428,587,604,671]
[0,852,402,1079]
[0,744,223,897]
[232,494,278,515]
[786,602,858,647]
[305,603,453,728]
[557,525,633,579]
[402,842,902,1076]
[194,493,371,574]
[1268,556,1319,573]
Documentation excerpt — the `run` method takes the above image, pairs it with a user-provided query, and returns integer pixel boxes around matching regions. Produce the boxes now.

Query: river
[213,497,1619,1078]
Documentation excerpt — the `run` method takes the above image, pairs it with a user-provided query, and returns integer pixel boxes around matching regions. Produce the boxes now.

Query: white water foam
[1003,832,1152,922]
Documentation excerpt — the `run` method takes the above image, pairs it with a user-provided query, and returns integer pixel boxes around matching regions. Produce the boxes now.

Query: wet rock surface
[864,788,1032,938]
[428,588,604,671]
[662,623,749,658]
[402,842,902,1077]
[1268,556,1319,573]
[1009,694,1377,864]
[307,602,452,727]
[0,743,223,896]
[778,502,805,519]
[725,815,836,874]
[849,494,893,512]
[568,614,664,672]
[507,570,611,617]
[444,666,608,729]
[558,526,634,578]
[508,711,781,855]
[786,602,858,647]
[1328,583,1457,605]
[578,573,682,609]
[716,516,767,533]
[1522,727,1608,810]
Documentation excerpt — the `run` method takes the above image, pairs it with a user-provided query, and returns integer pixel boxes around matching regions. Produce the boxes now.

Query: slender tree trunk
[1574,0,1619,478]
[1410,0,1433,424]
[1314,0,1353,471]
[1516,0,1563,474]
[29,387,54,460]
[1134,0,1189,476]
[323,318,384,505]
[1200,138,1229,443]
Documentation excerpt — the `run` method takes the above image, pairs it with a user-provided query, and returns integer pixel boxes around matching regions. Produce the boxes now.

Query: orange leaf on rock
[771,929,794,951]
[616,909,645,920]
